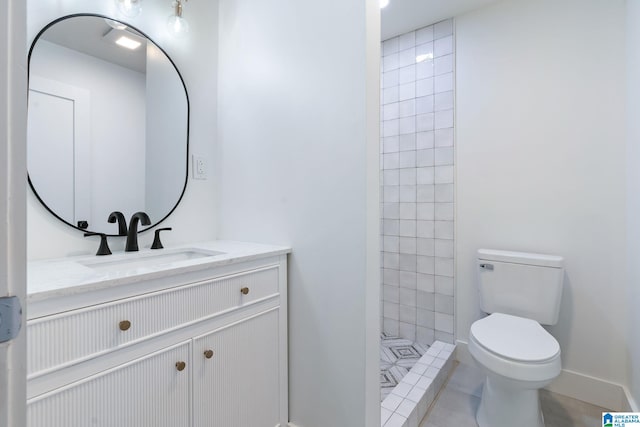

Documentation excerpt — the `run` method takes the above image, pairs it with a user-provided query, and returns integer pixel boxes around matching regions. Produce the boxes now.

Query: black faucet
[125,212,151,252]
[108,211,128,236]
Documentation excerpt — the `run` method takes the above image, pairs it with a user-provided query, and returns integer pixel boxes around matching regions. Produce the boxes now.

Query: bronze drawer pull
[204,350,214,359]
[119,320,131,331]
[240,287,249,295]
[176,361,186,371]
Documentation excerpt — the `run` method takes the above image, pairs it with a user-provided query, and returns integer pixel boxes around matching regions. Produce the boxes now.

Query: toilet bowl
[469,313,561,427]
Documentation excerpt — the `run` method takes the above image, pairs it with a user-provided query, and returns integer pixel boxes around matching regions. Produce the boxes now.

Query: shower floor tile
[380,333,430,401]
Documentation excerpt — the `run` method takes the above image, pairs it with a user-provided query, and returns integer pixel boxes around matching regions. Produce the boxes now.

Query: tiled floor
[381,334,430,401]
[419,362,611,427]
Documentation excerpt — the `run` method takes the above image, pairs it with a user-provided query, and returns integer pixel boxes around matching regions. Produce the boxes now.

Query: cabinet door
[27,341,191,427]
[193,309,280,427]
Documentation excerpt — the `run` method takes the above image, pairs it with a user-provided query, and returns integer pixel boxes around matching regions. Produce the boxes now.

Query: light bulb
[116,0,142,18]
[167,1,189,38]
[167,15,190,37]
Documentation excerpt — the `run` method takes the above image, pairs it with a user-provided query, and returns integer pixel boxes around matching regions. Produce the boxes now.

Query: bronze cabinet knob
[204,350,214,359]
[119,320,131,331]
[240,287,249,295]
[175,361,186,371]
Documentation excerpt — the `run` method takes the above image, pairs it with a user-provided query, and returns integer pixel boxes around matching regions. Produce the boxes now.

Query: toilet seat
[469,313,561,382]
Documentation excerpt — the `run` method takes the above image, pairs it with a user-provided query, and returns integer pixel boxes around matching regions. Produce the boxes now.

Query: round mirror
[27,14,189,235]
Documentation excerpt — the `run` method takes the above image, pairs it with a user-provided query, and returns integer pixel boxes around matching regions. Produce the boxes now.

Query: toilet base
[476,375,545,427]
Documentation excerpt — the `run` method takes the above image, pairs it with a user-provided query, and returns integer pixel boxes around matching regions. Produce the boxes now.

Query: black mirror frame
[27,13,190,237]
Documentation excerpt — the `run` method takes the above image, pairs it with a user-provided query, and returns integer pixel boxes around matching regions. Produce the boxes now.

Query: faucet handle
[84,233,112,256]
[151,228,172,250]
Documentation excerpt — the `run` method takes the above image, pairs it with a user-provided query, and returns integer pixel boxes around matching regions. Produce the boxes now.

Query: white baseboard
[624,386,639,412]
[455,339,632,412]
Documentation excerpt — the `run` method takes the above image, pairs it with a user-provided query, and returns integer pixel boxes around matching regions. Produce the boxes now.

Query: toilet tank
[477,249,564,325]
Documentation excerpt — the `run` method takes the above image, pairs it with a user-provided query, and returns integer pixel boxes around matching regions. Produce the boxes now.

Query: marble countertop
[28,240,291,304]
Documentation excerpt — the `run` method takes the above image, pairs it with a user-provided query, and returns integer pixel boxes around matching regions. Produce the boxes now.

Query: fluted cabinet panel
[27,341,191,427]
[28,266,279,376]
[193,309,280,427]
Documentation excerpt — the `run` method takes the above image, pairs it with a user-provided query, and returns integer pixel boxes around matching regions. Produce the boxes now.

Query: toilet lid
[470,313,560,362]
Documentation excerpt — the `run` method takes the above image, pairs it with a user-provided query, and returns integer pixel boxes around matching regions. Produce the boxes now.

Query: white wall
[215,0,380,425]
[30,40,146,231]
[27,0,217,259]
[626,0,640,411]
[456,0,627,391]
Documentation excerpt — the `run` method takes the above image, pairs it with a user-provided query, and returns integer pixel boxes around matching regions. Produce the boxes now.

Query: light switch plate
[192,155,207,180]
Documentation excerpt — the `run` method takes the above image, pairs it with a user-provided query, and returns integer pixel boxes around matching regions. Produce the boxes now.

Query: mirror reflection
[28,15,189,235]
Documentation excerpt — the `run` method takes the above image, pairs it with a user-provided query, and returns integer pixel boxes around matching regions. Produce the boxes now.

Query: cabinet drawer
[28,266,279,377]
[28,341,191,427]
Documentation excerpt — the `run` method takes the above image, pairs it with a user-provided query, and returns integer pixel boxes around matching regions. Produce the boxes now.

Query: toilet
[469,249,564,427]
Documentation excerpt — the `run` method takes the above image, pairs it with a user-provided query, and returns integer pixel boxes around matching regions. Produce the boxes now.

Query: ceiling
[381,0,500,40]
[40,16,147,73]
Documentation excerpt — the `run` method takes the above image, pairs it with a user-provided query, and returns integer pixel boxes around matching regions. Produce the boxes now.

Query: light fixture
[167,0,190,38]
[380,0,390,9]
[115,36,142,50]
[115,0,143,18]
[416,53,434,63]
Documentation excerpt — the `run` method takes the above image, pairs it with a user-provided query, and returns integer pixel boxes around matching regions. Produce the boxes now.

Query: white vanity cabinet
[27,248,289,427]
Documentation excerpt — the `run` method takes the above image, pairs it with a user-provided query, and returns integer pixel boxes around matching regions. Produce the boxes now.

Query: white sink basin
[79,248,225,272]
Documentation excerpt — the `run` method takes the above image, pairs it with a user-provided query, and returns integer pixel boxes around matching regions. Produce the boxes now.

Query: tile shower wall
[380,19,455,345]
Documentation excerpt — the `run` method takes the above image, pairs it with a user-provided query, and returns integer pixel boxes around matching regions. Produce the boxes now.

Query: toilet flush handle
[479,263,494,271]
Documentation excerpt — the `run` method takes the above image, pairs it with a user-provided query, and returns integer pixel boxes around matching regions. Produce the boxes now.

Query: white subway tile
[383,53,400,71]
[382,37,400,56]
[399,305,416,324]
[399,203,416,221]
[400,254,417,272]
[383,317,400,337]
[399,47,417,68]
[383,285,400,304]
[399,82,416,101]
[416,42,434,57]
[417,255,435,274]
[383,235,400,252]
[400,236,417,254]
[434,165,454,183]
[399,151,416,169]
[434,203,454,221]
[434,221,454,239]
[416,113,434,132]
[383,169,400,185]
[383,136,399,153]
[417,184,434,202]
[399,322,416,341]
[417,273,435,293]
[399,185,416,203]
[434,35,453,57]
[434,19,453,39]
[435,276,454,296]
[417,167,435,184]
[434,239,454,259]
[434,128,454,147]
[383,69,399,88]
[399,31,416,50]
[416,25,434,44]
[416,60,434,79]
[416,220,435,238]
[383,268,399,285]
[416,78,434,96]
[417,291,434,310]
[384,252,400,269]
[434,257,454,277]
[417,327,435,345]
[435,294,454,315]
[417,202,434,220]
[384,185,400,202]
[383,119,399,137]
[384,301,400,320]
[434,54,453,75]
[399,134,416,152]
[435,312,454,334]
[398,99,416,118]
[400,271,417,288]
[399,168,416,185]
[416,149,434,167]
[399,117,416,135]
[435,109,454,129]
[383,219,400,235]
[383,103,400,121]
[435,73,453,92]
[416,96,434,114]
[399,220,417,237]
[434,91,454,111]
[416,238,435,256]
[435,184,454,202]
[383,202,400,219]
[434,147,454,166]
[383,86,399,104]
[417,309,435,328]
[399,65,416,85]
